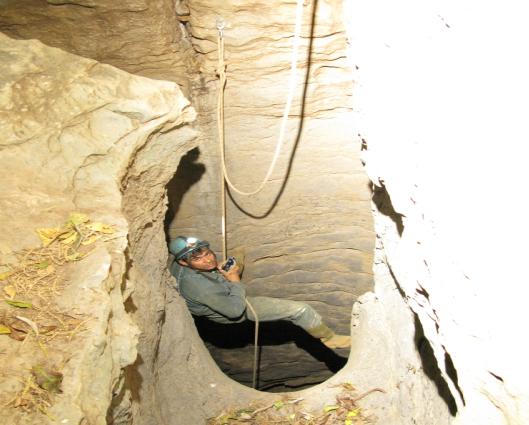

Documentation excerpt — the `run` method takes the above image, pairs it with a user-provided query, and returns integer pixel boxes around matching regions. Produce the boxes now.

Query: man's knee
[288,301,317,321]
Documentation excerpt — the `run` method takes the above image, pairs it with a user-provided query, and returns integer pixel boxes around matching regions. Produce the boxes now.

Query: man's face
[180,247,218,271]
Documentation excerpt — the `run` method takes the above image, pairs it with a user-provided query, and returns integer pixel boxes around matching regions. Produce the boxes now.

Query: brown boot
[308,323,351,349]
[321,334,351,349]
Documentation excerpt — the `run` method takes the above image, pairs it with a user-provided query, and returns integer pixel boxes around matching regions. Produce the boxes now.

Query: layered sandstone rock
[0,33,199,424]
[0,0,375,389]
[7,1,527,424]
[0,0,194,94]
[166,0,375,389]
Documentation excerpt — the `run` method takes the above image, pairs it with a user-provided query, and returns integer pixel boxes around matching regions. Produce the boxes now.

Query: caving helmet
[170,236,210,261]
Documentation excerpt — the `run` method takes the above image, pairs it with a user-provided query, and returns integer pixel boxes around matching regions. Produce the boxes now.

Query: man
[169,236,351,349]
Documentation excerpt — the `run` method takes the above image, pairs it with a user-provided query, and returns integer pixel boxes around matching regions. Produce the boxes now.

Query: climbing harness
[215,0,305,390]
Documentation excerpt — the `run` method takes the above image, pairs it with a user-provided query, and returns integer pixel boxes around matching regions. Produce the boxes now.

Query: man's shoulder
[169,260,179,276]
[172,264,218,294]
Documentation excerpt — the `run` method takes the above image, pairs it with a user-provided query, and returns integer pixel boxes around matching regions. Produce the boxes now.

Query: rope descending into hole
[245,298,260,389]
[215,0,305,390]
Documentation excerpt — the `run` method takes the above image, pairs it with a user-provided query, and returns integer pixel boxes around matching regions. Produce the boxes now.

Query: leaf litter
[0,212,116,418]
[207,384,385,425]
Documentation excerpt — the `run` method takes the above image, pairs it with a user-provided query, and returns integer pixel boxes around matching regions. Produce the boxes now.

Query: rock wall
[343,0,529,423]
[166,0,375,388]
[5,1,521,424]
[0,33,199,424]
[0,0,195,95]
[0,0,375,387]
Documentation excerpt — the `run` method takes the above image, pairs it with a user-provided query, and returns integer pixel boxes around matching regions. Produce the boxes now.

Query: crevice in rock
[371,185,404,236]
[414,315,458,416]
[444,348,466,406]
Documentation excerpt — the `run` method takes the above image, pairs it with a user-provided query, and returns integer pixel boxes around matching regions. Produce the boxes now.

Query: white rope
[216,0,305,389]
[221,159,227,261]
[216,0,305,196]
[245,298,260,389]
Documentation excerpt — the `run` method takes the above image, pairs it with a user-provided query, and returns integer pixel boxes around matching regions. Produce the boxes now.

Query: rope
[217,17,228,259]
[215,0,305,389]
[245,298,260,389]
[221,160,227,261]
[216,0,305,196]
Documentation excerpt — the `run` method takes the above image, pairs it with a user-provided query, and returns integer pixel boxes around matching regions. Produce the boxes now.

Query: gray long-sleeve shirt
[170,261,247,324]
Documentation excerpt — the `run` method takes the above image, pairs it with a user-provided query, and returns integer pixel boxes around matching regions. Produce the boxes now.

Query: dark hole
[194,317,348,391]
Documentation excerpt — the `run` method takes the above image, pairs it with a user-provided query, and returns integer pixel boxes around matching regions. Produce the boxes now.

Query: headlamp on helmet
[170,236,210,261]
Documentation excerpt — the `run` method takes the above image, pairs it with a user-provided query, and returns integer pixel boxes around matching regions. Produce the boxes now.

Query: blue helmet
[170,236,210,260]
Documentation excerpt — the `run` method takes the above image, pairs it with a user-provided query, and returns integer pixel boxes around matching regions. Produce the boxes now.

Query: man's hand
[217,263,241,282]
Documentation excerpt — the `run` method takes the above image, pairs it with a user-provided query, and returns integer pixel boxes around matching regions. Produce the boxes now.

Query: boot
[321,334,351,349]
[308,323,351,349]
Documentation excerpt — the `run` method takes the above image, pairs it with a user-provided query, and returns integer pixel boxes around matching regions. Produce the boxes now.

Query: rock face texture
[4,0,528,425]
[1,0,375,389]
[344,1,529,424]
[0,0,194,95]
[165,0,375,389]
[0,33,204,424]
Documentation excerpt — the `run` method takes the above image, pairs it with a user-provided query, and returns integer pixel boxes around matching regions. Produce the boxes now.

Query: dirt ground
[0,213,115,424]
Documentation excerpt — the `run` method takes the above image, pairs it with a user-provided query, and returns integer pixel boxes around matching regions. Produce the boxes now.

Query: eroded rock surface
[0,0,195,95]
[1,0,375,390]
[5,1,519,424]
[0,33,199,424]
[166,0,375,390]
[344,1,529,424]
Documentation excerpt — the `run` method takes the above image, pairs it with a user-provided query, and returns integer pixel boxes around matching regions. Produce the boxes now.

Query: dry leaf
[15,316,39,336]
[36,261,50,269]
[68,212,90,226]
[0,270,13,280]
[40,325,58,334]
[65,251,82,262]
[81,234,102,246]
[0,325,11,334]
[37,264,55,276]
[273,401,284,410]
[59,231,78,245]
[9,321,29,333]
[32,365,63,393]
[36,227,62,246]
[347,408,360,417]
[8,329,26,341]
[86,222,115,234]
[5,300,33,308]
[342,382,356,391]
[3,285,16,299]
